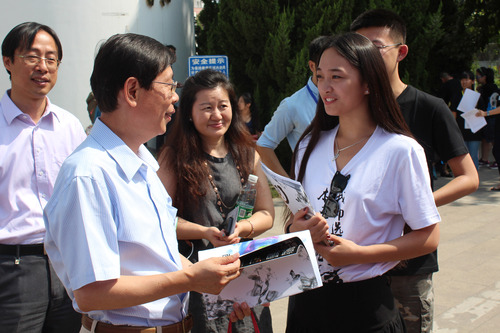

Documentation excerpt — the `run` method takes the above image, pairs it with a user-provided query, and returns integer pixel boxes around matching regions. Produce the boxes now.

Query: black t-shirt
[439,78,462,111]
[390,85,469,276]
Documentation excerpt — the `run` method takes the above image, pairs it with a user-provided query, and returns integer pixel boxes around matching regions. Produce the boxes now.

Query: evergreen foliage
[196,0,500,165]
[197,0,355,125]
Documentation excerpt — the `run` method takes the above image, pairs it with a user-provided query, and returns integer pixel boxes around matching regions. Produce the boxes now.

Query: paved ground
[259,165,500,333]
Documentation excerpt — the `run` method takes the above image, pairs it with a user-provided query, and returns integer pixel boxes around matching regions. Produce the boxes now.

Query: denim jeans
[465,140,481,170]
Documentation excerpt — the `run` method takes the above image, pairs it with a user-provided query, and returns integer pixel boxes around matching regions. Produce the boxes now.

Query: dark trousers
[286,276,406,333]
[0,252,81,333]
[493,118,500,174]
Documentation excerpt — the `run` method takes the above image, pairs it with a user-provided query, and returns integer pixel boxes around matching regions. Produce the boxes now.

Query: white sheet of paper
[457,89,480,112]
[460,109,487,133]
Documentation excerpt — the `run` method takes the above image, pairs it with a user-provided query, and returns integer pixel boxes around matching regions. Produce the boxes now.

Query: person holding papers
[456,70,484,169]
[476,105,500,190]
[284,32,440,333]
[476,67,499,168]
[157,69,274,333]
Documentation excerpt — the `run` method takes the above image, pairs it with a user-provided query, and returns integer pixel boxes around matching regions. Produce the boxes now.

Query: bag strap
[251,311,260,333]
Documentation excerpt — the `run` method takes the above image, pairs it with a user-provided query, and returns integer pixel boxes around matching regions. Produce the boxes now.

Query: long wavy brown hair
[159,69,255,215]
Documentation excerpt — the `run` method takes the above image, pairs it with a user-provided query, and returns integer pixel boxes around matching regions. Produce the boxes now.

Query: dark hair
[239,92,251,104]
[309,35,331,66]
[459,70,475,91]
[477,67,495,84]
[160,69,255,214]
[460,70,474,81]
[165,44,176,63]
[439,72,452,80]
[90,33,172,113]
[239,92,260,134]
[350,9,407,44]
[1,22,63,76]
[292,32,411,182]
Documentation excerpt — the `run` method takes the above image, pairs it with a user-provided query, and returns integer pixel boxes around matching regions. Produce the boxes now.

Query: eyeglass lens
[19,55,59,70]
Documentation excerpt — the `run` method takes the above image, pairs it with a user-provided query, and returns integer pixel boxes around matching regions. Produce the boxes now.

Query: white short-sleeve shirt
[296,125,440,283]
[44,120,187,326]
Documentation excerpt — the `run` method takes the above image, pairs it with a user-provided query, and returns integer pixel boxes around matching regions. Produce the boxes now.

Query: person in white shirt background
[257,35,329,177]
[0,22,86,332]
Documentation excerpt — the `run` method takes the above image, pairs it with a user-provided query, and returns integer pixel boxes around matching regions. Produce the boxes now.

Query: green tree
[352,1,446,92]
[196,0,500,166]
[197,0,356,170]
[197,0,355,125]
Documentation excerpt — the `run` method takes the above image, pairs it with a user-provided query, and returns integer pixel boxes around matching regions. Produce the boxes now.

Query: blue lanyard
[306,84,318,104]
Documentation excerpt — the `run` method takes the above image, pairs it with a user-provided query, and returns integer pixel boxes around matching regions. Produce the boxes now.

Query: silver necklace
[333,137,368,161]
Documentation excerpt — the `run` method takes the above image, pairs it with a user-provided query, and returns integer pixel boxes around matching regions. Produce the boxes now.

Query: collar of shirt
[89,118,159,181]
[0,90,60,125]
[306,76,319,102]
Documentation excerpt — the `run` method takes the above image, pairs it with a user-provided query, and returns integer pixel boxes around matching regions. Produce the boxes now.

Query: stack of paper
[457,88,486,133]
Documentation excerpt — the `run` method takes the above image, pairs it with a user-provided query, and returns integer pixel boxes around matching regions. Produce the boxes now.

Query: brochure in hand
[198,230,322,320]
[260,163,316,218]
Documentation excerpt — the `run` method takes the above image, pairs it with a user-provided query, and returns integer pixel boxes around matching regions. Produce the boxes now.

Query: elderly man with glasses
[43,33,248,333]
[0,22,87,332]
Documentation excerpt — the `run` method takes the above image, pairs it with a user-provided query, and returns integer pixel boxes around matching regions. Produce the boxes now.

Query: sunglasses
[320,171,350,218]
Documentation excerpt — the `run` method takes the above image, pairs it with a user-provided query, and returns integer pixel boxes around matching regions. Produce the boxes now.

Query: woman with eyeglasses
[157,69,274,333]
[284,32,440,333]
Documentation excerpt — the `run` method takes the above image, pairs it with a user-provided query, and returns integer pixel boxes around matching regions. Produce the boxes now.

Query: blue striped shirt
[44,119,187,326]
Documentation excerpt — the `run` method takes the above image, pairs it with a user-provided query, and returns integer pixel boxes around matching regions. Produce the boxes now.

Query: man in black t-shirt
[439,72,462,115]
[352,9,479,333]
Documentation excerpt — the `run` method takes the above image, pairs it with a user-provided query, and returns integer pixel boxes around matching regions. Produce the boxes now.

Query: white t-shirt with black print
[295,125,440,283]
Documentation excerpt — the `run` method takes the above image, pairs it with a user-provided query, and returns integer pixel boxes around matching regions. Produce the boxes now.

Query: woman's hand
[288,208,330,244]
[475,109,487,117]
[228,302,252,322]
[205,227,236,247]
[314,235,363,266]
[225,219,253,242]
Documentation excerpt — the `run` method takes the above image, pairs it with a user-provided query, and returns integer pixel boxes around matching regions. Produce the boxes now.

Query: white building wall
[0,0,195,128]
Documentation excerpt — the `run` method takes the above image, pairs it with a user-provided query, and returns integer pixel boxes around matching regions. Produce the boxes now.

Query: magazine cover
[198,230,322,320]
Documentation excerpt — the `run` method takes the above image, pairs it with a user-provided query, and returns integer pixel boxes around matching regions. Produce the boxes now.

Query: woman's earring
[365,90,370,95]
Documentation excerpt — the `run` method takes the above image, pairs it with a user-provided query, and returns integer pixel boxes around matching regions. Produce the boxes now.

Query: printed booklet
[260,163,316,218]
[198,230,322,319]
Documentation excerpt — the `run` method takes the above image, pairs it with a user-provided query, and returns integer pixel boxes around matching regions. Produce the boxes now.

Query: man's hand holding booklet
[198,231,322,319]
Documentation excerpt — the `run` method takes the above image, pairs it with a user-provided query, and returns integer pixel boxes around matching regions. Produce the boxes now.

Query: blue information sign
[188,55,229,77]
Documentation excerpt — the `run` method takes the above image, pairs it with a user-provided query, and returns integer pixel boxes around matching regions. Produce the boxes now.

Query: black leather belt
[0,244,46,256]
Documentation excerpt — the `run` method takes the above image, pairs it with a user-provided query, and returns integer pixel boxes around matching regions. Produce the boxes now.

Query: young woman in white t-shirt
[284,32,440,333]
